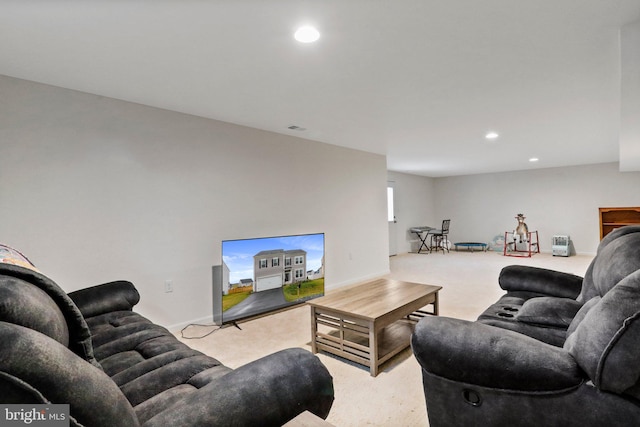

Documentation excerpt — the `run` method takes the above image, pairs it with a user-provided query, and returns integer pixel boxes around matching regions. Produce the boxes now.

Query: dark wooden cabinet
[599,207,640,239]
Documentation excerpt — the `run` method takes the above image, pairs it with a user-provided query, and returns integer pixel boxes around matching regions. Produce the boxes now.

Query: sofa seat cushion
[107,348,225,386]
[477,292,569,347]
[93,326,174,363]
[87,313,164,352]
[84,310,230,409]
[477,316,567,347]
[119,354,228,406]
[134,384,196,425]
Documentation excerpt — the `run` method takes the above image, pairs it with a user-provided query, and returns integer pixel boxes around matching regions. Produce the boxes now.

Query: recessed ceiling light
[294,26,320,43]
[529,157,539,162]
[485,132,499,140]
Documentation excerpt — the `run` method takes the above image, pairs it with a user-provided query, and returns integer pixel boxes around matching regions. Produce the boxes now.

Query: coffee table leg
[311,306,318,354]
[369,321,378,376]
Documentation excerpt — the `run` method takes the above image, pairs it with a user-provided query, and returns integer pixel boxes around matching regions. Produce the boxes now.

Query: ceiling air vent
[287,125,306,131]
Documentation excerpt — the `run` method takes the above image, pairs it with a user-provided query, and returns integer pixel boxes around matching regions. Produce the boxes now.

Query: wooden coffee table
[308,278,441,376]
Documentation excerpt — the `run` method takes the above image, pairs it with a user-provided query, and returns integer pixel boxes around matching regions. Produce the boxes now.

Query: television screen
[216,233,325,324]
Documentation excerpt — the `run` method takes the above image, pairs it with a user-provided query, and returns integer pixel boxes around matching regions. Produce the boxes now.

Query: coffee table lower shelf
[312,309,431,376]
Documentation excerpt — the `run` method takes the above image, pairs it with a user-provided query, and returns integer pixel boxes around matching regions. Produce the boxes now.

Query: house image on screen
[254,249,307,292]
[307,256,324,280]
[221,262,231,295]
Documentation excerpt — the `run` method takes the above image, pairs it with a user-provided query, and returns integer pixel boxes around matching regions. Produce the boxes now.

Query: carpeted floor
[176,251,594,426]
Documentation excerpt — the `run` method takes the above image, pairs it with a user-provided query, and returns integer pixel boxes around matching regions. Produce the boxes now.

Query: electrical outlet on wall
[165,280,173,293]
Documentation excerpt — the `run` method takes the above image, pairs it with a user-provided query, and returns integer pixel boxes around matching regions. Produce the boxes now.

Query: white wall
[387,171,436,254]
[0,76,390,328]
[620,19,640,171]
[433,163,640,254]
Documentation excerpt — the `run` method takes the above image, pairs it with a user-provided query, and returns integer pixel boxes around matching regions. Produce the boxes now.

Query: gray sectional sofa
[0,260,334,426]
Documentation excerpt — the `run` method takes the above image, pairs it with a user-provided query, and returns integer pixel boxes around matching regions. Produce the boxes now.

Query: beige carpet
[176,251,594,426]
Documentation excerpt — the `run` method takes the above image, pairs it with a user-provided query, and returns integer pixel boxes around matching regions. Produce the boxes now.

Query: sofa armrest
[68,281,140,318]
[499,265,583,299]
[411,316,583,391]
[143,348,334,427]
[516,297,583,328]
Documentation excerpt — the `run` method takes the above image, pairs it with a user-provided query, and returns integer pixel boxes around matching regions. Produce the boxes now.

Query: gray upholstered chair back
[565,268,640,400]
[1,273,70,345]
[565,228,640,400]
[0,264,97,364]
[577,226,640,303]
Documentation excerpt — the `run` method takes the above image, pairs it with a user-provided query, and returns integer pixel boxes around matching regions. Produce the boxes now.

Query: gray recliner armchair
[0,255,334,427]
[411,226,640,426]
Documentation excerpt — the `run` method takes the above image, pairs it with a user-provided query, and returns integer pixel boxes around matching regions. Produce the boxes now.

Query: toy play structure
[503,214,539,257]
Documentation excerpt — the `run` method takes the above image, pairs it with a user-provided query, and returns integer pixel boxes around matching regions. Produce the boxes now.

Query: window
[259,259,267,268]
[285,257,291,266]
[294,256,304,265]
[295,268,304,279]
[272,257,280,267]
[387,186,395,222]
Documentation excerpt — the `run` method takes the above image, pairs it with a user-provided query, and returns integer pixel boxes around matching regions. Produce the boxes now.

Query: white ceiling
[2,1,639,177]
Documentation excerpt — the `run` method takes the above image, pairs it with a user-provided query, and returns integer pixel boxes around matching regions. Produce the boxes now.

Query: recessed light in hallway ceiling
[294,26,320,43]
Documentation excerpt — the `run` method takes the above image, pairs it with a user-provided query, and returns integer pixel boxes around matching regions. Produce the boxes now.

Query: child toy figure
[514,213,529,244]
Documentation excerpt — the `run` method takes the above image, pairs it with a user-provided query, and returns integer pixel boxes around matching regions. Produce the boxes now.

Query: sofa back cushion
[565,269,640,398]
[0,322,140,427]
[0,263,98,366]
[578,226,640,303]
[0,275,69,346]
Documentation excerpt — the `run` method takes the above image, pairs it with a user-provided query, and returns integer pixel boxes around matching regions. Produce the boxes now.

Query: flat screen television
[213,233,325,326]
